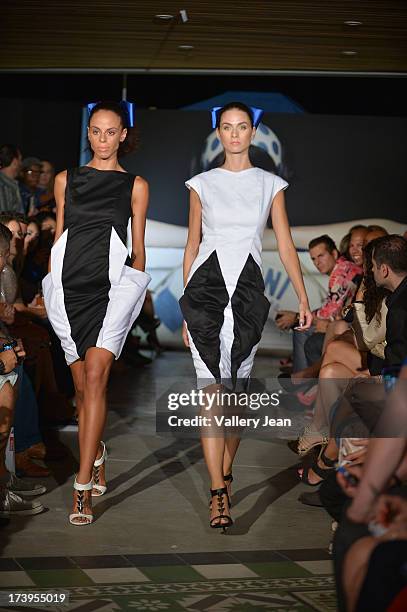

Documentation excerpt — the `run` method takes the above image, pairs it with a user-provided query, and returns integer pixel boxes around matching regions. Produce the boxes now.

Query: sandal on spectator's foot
[297,425,328,457]
[92,441,107,497]
[210,487,233,533]
[298,453,335,486]
[69,478,93,526]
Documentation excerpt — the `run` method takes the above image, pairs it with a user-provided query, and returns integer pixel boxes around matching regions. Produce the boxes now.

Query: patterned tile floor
[0,551,336,611]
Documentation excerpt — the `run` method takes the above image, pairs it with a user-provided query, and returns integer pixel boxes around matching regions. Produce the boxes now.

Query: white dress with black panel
[179,167,288,390]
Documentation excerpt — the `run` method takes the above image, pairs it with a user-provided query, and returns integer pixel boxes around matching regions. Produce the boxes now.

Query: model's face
[88,110,127,160]
[309,244,338,275]
[22,164,41,189]
[39,161,54,189]
[348,229,367,266]
[217,109,255,156]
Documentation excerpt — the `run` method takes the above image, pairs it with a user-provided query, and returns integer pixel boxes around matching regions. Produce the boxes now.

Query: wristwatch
[0,359,5,375]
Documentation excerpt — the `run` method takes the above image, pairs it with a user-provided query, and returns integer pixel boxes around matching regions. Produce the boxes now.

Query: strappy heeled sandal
[69,478,93,526]
[92,441,107,497]
[209,473,234,509]
[209,486,233,533]
[223,473,233,507]
[297,425,329,457]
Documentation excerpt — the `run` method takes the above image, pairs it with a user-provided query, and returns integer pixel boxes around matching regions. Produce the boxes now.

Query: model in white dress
[180,167,288,391]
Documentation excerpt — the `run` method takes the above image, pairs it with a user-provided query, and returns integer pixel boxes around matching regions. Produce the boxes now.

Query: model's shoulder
[132,175,149,194]
[188,169,216,181]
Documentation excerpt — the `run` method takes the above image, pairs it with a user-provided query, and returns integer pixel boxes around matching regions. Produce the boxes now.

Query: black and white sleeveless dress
[179,167,288,390]
[42,166,151,365]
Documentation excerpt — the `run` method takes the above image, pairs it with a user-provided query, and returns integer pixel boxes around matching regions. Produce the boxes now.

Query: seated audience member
[0,225,46,516]
[38,160,56,212]
[0,213,25,278]
[332,362,407,611]
[298,234,407,458]
[0,144,23,213]
[277,229,364,376]
[20,217,43,304]
[296,239,389,459]
[18,157,42,216]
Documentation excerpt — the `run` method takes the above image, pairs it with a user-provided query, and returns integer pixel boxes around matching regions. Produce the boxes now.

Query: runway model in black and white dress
[179,102,313,530]
[43,101,150,525]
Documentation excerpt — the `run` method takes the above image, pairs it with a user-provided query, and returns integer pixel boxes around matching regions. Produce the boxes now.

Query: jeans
[292,325,317,372]
[13,365,42,453]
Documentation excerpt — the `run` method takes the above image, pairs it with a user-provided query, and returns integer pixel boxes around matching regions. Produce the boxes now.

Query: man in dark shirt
[372,234,407,366]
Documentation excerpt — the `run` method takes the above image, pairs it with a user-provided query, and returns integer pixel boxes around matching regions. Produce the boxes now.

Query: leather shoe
[15,452,50,478]
[298,490,323,507]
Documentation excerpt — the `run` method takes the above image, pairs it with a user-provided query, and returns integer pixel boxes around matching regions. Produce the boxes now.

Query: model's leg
[69,349,113,524]
[77,348,113,485]
[200,383,231,526]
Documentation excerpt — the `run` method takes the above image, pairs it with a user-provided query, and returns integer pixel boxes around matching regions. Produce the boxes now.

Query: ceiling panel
[1,0,406,72]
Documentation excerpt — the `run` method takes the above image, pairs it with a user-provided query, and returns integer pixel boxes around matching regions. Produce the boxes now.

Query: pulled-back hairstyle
[216,102,254,128]
[88,101,138,156]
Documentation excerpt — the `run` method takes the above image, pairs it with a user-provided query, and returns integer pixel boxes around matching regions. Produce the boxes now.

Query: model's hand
[275,310,297,330]
[182,321,189,347]
[298,302,313,330]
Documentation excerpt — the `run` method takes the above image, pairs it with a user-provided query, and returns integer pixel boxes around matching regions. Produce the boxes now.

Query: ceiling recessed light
[341,50,358,56]
[154,14,174,21]
[178,44,194,50]
[344,20,362,26]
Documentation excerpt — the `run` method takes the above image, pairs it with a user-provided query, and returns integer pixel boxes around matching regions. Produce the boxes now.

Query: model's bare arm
[271,190,312,328]
[131,176,149,272]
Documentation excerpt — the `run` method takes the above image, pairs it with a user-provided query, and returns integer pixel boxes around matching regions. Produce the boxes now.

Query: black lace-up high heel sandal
[210,486,233,533]
[223,473,233,507]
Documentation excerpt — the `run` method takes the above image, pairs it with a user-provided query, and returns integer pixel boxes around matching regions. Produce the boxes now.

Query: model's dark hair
[0,144,20,169]
[371,234,407,274]
[308,234,338,254]
[362,240,390,324]
[0,223,12,248]
[88,101,138,156]
[216,102,254,128]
